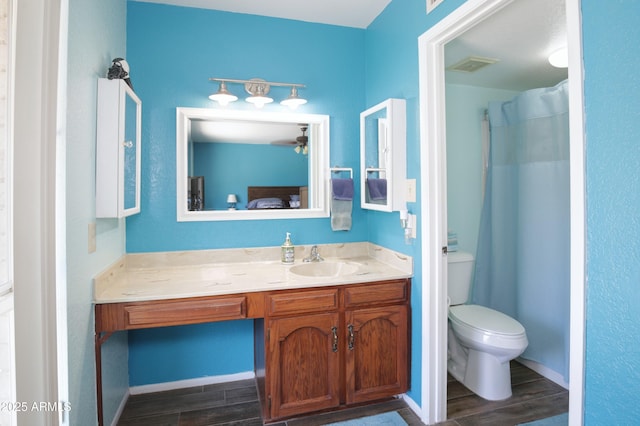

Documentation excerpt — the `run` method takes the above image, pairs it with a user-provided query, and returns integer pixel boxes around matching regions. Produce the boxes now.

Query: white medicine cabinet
[360,98,406,212]
[96,78,142,218]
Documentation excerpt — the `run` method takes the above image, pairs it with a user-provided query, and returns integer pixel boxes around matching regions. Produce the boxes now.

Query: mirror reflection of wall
[363,106,389,205]
[191,141,308,210]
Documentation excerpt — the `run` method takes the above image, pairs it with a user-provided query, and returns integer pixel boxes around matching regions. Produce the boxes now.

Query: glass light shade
[246,95,273,108]
[548,47,568,68]
[280,87,307,109]
[209,82,238,106]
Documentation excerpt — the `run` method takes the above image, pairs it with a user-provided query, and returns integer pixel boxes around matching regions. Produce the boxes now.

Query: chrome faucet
[303,245,324,263]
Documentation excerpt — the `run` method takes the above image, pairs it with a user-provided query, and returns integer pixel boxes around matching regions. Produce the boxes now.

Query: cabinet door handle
[348,324,355,351]
[331,326,338,352]
[122,140,134,148]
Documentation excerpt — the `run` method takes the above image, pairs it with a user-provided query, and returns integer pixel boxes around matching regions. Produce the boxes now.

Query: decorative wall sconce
[209,78,307,109]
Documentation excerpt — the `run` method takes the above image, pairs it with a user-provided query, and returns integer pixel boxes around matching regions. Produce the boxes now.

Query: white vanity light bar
[209,77,307,109]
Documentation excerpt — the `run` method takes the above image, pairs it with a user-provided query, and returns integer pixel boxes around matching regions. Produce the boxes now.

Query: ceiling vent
[448,56,499,73]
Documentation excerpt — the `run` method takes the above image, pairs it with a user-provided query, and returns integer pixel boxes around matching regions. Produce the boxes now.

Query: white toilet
[447,251,528,401]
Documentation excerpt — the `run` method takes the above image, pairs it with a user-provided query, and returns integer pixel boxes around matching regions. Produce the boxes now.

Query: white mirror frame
[360,98,406,212]
[176,107,331,221]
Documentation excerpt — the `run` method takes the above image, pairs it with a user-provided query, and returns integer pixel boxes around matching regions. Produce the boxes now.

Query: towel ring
[330,167,353,179]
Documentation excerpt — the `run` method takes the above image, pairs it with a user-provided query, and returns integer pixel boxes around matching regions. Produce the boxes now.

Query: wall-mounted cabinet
[96,78,141,218]
[360,98,406,212]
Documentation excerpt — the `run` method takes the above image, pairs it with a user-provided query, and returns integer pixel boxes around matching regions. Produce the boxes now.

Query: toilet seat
[449,304,525,335]
[449,304,527,350]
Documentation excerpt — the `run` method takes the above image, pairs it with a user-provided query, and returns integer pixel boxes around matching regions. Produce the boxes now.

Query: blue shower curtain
[472,80,570,381]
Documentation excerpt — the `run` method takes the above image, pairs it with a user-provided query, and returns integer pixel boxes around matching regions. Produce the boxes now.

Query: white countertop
[94,242,413,304]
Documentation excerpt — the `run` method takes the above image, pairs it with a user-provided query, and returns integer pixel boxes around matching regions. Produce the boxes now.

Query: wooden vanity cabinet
[345,305,408,403]
[268,311,341,418]
[263,279,410,421]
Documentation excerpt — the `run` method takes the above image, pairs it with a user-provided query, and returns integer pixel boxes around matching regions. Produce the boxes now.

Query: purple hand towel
[367,178,387,200]
[332,178,354,201]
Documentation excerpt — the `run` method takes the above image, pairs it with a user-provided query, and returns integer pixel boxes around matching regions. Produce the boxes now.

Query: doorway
[417,0,586,424]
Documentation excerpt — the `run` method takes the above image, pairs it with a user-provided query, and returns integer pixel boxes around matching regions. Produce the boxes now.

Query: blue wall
[126,2,369,253]
[364,0,467,406]
[445,84,519,258]
[124,0,463,404]
[66,0,130,424]
[582,1,640,423]
[121,1,640,422]
[125,2,385,387]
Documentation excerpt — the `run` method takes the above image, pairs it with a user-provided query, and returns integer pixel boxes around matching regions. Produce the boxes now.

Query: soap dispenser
[281,232,295,264]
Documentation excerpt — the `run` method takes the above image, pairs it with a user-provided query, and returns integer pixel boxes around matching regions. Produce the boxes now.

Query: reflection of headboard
[247,186,308,208]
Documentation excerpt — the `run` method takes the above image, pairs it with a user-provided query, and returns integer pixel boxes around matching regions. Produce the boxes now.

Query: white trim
[426,0,445,14]
[55,0,70,424]
[517,358,569,390]
[129,371,256,395]
[109,391,130,426]
[418,0,586,424]
[401,393,422,419]
[175,108,331,222]
[128,371,256,395]
[12,0,65,423]
[565,0,586,424]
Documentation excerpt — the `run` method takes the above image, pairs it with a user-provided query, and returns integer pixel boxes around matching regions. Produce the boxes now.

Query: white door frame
[13,0,68,424]
[417,0,586,424]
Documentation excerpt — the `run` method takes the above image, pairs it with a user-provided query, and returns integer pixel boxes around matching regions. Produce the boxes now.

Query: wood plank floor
[442,361,569,426]
[117,361,567,425]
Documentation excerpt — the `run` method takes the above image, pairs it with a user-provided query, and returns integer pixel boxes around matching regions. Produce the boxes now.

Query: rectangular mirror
[360,98,406,212]
[124,91,140,212]
[176,108,330,221]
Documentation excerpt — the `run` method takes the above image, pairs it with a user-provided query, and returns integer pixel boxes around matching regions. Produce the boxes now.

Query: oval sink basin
[289,261,359,278]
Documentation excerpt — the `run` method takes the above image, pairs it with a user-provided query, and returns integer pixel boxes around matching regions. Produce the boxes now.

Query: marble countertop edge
[94,242,413,304]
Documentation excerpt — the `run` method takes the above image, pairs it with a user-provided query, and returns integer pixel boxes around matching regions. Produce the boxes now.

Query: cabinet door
[360,98,406,212]
[122,90,140,212]
[345,305,408,403]
[96,78,141,218]
[268,312,340,419]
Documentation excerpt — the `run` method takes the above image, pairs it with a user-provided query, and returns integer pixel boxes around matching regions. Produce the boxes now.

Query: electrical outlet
[88,222,96,253]
[406,179,417,203]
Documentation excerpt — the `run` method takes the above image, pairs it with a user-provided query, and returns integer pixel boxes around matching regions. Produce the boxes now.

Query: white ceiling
[131,0,392,28]
[445,0,568,91]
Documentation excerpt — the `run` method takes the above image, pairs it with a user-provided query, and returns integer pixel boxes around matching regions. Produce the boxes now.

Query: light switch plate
[88,222,96,253]
[406,179,417,203]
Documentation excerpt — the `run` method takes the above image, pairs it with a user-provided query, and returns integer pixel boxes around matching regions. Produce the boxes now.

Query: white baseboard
[517,358,569,389]
[110,390,130,426]
[129,371,256,395]
[401,393,423,420]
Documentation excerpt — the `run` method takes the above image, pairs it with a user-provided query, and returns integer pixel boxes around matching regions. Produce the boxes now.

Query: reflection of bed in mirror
[247,186,308,209]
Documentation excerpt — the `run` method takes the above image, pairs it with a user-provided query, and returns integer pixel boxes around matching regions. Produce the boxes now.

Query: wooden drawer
[124,296,247,327]
[343,279,408,308]
[268,288,338,316]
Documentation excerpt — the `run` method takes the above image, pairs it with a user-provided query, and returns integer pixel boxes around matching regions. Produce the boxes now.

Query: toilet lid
[449,304,525,336]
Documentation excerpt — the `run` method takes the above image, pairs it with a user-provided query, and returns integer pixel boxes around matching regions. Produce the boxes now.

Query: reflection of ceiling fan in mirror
[272,124,309,155]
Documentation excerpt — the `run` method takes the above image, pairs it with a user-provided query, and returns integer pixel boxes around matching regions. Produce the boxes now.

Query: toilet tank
[447,251,475,305]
